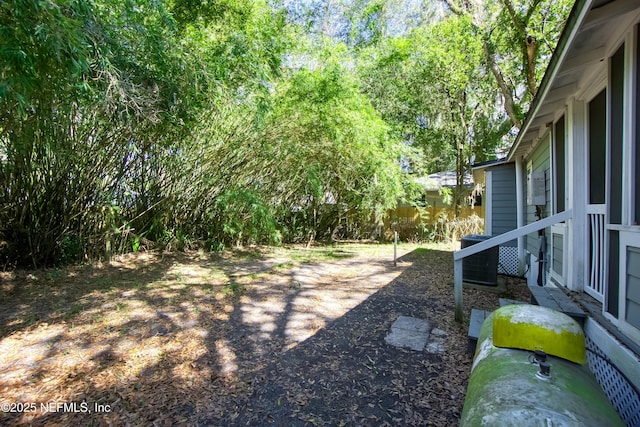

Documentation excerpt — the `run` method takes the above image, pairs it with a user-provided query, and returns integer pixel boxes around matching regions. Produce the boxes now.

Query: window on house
[588,89,607,205]
[554,116,566,213]
[606,43,625,318]
[610,44,624,225]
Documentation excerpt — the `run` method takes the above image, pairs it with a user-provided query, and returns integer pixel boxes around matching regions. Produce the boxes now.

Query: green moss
[462,306,623,426]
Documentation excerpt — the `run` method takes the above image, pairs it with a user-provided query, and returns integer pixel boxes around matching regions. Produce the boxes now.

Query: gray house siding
[552,234,563,276]
[488,163,517,247]
[627,247,640,330]
[525,138,552,258]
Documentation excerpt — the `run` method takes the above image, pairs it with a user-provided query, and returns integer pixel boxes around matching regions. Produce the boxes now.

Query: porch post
[567,97,587,291]
[515,157,525,275]
[454,259,463,322]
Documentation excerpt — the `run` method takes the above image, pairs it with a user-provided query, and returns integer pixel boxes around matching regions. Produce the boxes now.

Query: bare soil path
[0,243,528,426]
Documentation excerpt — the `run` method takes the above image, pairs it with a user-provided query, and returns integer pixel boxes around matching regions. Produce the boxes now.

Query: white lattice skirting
[498,246,519,276]
[586,335,640,426]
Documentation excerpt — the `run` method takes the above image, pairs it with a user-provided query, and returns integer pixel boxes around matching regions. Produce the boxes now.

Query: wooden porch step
[468,309,491,352]
[528,285,587,325]
[499,298,527,307]
[468,300,530,353]
[467,298,528,353]
[467,288,585,353]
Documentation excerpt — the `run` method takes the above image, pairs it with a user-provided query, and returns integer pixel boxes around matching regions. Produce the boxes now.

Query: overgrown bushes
[398,213,484,243]
[0,1,411,268]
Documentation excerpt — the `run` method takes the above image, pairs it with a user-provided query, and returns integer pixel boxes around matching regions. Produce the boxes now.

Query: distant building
[388,170,483,240]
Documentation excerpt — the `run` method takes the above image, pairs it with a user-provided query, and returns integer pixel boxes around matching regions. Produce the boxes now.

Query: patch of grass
[46,269,65,281]
[328,249,354,258]
[273,261,296,270]
[208,269,228,283]
[223,282,245,296]
[233,248,264,260]
[95,277,115,287]
[411,248,432,255]
[288,248,355,263]
[145,280,165,289]
[67,303,83,318]
[25,311,37,326]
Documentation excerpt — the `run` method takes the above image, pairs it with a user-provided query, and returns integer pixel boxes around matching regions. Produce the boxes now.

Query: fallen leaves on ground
[0,243,529,426]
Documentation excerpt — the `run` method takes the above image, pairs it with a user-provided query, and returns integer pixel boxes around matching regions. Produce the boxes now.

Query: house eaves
[470,159,508,185]
[470,159,507,170]
[507,0,640,161]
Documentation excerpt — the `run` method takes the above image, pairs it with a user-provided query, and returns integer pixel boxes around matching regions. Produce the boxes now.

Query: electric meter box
[527,171,546,205]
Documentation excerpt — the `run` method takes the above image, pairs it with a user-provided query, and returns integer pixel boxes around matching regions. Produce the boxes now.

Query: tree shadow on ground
[0,246,403,425]
[201,248,474,426]
[0,245,522,426]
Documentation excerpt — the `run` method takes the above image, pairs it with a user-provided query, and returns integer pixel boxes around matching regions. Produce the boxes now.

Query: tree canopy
[0,0,572,267]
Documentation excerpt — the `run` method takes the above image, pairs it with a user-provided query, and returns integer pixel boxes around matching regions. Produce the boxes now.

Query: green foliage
[439,187,454,206]
[214,189,281,246]
[0,0,292,266]
[357,14,502,217]
[486,0,573,101]
[60,233,83,265]
[0,0,572,267]
[131,236,142,253]
[261,50,409,240]
[442,0,573,128]
[223,281,245,297]
[0,0,93,115]
[358,15,498,172]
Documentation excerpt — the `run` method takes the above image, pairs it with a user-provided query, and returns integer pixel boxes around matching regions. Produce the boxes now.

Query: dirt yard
[0,243,529,426]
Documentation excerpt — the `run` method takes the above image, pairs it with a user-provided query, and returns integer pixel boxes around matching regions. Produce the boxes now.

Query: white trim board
[584,316,640,393]
[485,170,493,235]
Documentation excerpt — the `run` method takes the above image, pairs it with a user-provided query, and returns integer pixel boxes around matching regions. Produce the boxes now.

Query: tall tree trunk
[483,41,522,129]
[455,135,463,219]
[526,35,538,97]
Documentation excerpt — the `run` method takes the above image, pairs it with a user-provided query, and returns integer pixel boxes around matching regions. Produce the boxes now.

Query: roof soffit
[508,0,640,161]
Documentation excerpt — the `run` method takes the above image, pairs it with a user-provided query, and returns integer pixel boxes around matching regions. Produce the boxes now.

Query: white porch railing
[453,209,573,321]
[586,205,606,301]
